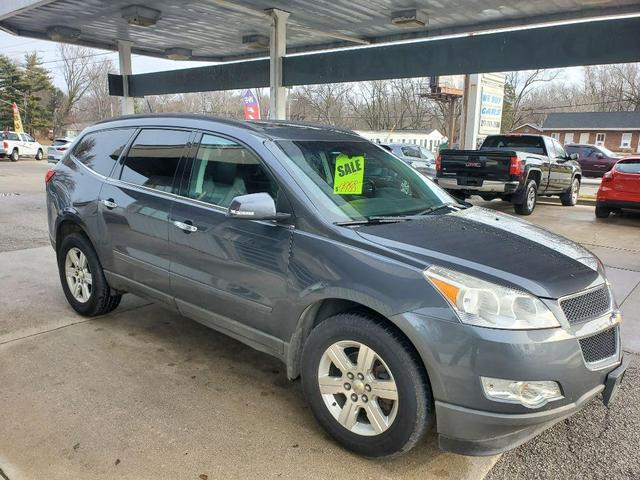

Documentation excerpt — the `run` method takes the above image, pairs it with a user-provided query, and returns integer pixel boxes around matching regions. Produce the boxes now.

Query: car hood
[356,207,603,299]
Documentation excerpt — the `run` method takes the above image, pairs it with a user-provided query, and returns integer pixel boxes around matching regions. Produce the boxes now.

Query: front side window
[72,128,135,177]
[276,140,452,222]
[185,134,279,208]
[553,140,567,159]
[120,129,190,192]
[401,146,420,158]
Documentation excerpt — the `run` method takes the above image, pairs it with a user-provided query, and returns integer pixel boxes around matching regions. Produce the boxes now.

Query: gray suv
[46,115,628,458]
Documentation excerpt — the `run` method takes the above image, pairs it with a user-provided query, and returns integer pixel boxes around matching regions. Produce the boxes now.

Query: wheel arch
[286,297,430,385]
[526,168,542,187]
[55,214,98,257]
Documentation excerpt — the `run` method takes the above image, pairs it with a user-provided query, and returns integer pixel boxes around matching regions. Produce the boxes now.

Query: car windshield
[480,135,545,154]
[598,146,618,157]
[275,140,453,222]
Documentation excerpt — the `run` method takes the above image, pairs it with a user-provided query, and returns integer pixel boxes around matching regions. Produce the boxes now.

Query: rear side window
[616,160,640,174]
[120,129,190,193]
[3,132,19,141]
[72,129,134,177]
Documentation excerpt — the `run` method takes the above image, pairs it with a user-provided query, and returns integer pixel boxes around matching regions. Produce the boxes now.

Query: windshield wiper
[418,202,466,216]
[334,216,417,226]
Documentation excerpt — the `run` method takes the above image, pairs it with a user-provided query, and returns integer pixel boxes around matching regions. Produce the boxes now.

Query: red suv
[565,144,621,177]
[595,157,640,218]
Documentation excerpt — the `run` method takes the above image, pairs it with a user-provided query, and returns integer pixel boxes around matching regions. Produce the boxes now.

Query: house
[355,129,445,153]
[509,123,543,135]
[542,111,640,153]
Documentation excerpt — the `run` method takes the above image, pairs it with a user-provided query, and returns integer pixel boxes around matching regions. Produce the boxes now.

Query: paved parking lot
[1,160,638,480]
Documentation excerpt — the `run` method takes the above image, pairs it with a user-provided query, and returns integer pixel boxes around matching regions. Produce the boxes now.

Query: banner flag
[242,90,261,120]
[12,102,24,133]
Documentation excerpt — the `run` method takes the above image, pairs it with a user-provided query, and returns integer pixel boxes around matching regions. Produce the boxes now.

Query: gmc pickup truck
[436,134,582,215]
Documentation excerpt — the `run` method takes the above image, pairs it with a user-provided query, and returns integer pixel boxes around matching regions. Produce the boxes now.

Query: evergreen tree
[22,52,55,133]
[0,55,28,131]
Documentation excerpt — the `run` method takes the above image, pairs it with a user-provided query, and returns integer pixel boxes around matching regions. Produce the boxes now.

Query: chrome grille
[560,285,611,324]
[579,327,618,364]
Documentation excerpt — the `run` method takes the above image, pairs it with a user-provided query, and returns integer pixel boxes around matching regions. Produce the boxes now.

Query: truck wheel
[514,179,537,215]
[35,148,44,161]
[10,149,19,162]
[560,178,580,206]
[595,206,611,218]
[301,313,433,458]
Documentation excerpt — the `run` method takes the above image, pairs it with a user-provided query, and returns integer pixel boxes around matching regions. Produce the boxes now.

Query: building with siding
[355,129,445,152]
[542,111,640,153]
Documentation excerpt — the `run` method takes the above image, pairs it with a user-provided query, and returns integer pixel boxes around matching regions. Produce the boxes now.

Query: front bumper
[436,177,520,193]
[390,310,625,456]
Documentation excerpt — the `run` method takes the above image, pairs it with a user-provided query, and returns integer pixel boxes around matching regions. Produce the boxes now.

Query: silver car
[47,137,74,163]
[381,143,436,178]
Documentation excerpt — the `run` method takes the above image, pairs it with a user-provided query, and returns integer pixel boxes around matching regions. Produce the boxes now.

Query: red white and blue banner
[242,89,261,120]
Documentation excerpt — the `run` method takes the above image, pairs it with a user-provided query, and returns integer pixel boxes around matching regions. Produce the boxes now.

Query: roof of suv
[93,113,363,142]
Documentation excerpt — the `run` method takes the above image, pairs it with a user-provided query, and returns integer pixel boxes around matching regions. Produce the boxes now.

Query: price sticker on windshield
[334,154,365,195]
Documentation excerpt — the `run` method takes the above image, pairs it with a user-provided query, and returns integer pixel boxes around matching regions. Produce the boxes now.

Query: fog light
[481,377,563,409]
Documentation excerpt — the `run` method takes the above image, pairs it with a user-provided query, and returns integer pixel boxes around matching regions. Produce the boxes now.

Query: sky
[1,30,215,90]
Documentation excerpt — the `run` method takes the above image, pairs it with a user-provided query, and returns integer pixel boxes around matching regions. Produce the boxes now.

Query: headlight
[424,265,559,329]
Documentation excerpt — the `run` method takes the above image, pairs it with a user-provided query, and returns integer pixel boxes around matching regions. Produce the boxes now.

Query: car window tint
[53,139,69,146]
[186,134,278,208]
[72,128,134,177]
[616,160,640,174]
[553,140,567,158]
[5,132,19,140]
[120,129,189,192]
[26,134,34,142]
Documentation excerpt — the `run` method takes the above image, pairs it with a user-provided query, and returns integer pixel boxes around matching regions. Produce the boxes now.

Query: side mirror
[227,192,290,221]
[595,152,605,159]
[569,153,578,160]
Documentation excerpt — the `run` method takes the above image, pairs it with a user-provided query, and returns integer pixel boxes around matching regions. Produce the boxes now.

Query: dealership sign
[478,75,505,135]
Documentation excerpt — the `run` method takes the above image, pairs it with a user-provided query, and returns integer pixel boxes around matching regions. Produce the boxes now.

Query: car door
[98,128,192,305]
[544,138,566,192]
[18,133,33,155]
[551,139,573,191]
[168,131,293,343]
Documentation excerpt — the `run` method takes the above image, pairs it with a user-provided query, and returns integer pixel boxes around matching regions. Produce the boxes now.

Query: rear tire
[560,177,580,206]
[57,232,122,316]
[514,179,537,215]
[595,206,611,218]
[10,149,19,162]
[301,313,433,458]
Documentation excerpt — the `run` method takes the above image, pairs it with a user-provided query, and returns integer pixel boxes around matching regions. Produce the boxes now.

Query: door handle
[101,199,118,209]
[173,220,198,233]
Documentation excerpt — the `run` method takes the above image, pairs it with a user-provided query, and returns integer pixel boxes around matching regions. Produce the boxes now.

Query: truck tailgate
[439,150,514,185]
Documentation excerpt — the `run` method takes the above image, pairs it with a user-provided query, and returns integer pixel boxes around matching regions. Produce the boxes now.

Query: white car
[1,131,44,161]
[47,137,74,163]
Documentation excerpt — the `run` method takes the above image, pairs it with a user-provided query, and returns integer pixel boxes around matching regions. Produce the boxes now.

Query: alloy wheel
[318,340,399,436]
[65,247,93,303]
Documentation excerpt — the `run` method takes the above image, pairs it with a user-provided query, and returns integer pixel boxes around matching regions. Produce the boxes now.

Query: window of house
[579,132,590,144]
[185,133,279,209]
[564,132,574,144]
[595,133,606,146]
[550,132,560,140]
[120,129,190,192]
[620,132,632,149]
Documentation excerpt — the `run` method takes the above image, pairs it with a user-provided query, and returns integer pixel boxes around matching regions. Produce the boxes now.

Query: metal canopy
[106,16,640,97]
[2,0,640,62]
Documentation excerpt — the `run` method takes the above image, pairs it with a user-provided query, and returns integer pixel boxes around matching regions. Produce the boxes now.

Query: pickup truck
[1,131,45,162]
[436,134,582,215]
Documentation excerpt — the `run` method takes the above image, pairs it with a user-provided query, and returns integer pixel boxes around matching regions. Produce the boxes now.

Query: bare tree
[58,44,94,125]
[501,69,562,131]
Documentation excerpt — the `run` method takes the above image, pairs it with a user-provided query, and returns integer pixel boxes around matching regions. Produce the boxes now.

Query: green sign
[334,154,365,195]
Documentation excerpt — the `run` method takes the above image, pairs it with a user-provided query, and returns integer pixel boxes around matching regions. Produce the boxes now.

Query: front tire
[560,177,580,206]
[10,149,19,162]
[35,148,43,161]
[301,313,433,457]
[514,179,537,215]
[57,232,122,316]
